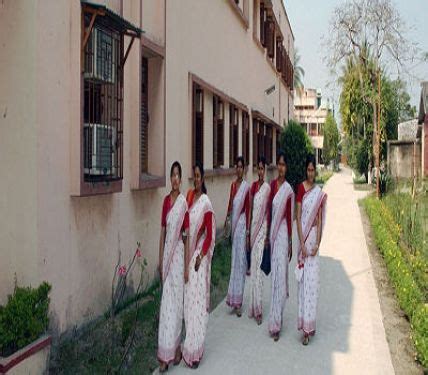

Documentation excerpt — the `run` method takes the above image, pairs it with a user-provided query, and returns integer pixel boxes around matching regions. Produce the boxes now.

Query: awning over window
[81,0,143,37]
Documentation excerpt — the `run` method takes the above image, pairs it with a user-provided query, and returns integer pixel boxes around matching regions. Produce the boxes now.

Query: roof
[418,81,428,124]
[81,1,143,36]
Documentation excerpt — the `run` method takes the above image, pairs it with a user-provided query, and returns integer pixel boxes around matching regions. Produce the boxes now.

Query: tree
[324,0,418,197]
[293,48,305,89]
[279,120,313,191]
[323,112,340,168]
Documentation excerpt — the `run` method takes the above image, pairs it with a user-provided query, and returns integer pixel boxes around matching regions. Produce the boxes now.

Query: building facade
[294,88,329,164]
[0,0,294,334]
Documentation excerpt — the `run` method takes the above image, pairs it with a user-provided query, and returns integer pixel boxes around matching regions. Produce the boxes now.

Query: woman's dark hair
[305,154,317,179]
[170,161,182,179]
[236,156,245,167]
[276,150,287,166]
[257,155,266,168]
[194,161,207,194]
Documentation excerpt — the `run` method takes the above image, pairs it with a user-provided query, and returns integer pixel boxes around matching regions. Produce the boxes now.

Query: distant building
[418,81,428,177]
[294,88,330,165]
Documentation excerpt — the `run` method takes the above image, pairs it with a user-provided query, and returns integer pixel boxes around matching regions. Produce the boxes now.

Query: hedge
[363,197,427,367]
[0,281,51,357]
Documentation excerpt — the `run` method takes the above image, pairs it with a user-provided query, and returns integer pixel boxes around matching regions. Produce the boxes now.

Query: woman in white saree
[296,154,327,345]
[268,152,294,341]
[157,162,189,372]
[183,162,216,369]
[248,156,271,325]
[225,156,250,317]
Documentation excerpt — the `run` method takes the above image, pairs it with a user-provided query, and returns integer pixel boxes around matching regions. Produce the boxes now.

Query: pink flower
[135,248,142,258]
[118,265,127,276]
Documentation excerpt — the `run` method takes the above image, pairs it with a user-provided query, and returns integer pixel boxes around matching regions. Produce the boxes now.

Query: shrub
[363,197,427,367]
[0,281,51,357]
[279,120,314,191]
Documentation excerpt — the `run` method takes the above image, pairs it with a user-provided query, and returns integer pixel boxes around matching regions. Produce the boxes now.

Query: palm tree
[293,48,305,89]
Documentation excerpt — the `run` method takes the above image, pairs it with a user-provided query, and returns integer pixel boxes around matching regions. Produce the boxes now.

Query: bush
[0,281,51,357]
[279,120,314,191]
[363,197,427,367]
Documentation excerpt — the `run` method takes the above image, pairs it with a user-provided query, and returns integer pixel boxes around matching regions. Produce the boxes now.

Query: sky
[283,0,428,121]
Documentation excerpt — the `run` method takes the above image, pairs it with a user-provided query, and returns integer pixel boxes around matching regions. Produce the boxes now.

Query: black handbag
[246,250,251,272]
[260,243,271,276]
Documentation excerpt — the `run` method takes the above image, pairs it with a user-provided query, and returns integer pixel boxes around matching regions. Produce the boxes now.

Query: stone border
[0,335,51,374]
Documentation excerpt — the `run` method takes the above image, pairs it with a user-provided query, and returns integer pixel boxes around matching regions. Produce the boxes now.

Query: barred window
[83,23,123,182]
[192,83,204,165]
[213,95,225,168]
[229,104,239,167]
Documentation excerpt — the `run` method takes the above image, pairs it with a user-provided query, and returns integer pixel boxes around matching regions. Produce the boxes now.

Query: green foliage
[0,281,51,357]
[363,197,427,367]
[322,112,340,166]
[280,119,314,191]
[315,170,333,185]
[339,49,416,175]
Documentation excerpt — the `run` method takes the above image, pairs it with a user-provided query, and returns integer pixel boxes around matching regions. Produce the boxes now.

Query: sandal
[302,335,309,346]
[256,317,262,326]
[273,333,280,342]
[191,361,199,369]
[173,347,182,366]
[236,308,242,317]
[159,362,168,373]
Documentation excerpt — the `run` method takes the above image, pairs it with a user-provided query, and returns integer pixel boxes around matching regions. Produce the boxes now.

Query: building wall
[0,0,39,304]
[387,141,421,179]
[0,0,294,334]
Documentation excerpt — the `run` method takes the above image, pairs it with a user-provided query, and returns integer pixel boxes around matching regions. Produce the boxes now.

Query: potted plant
[0,281,51,374]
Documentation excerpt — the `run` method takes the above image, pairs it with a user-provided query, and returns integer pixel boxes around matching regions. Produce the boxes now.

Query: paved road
[155,168,394,374]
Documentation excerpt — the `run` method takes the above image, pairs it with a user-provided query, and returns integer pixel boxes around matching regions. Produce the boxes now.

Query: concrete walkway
[156,168,394,375]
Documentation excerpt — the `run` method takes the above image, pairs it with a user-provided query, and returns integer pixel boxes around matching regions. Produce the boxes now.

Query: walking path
[155,168,394,374]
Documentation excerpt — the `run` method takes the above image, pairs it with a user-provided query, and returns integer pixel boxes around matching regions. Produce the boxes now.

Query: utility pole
[376,67,381,198]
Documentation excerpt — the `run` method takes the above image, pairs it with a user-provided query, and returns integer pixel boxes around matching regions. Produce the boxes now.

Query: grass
[363,196,427,368]
[50,239,231,374]
[315,169,334,186]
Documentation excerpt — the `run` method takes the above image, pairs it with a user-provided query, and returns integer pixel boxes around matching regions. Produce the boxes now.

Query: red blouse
[296,183,306,203]
[269,179,292,237]
[186,189,214,256]
[161,194,189,230]
[226,181,250,230]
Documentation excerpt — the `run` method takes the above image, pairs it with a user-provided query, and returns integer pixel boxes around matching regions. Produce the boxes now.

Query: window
[276,129,281,159]
[276,39,282,72]
[310,123,317,136]
[319,124,324,136]
[141,56,149,173]
[213,95,224,168]
[229,104,239,167]
[265,17,275,59]
[83,24,123,182]
[265,125,273,165]
[258,122,266,163]
[242,111,250,166]
[193,83,204,165]
[253,119,258,166]
[260,3,266,46]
